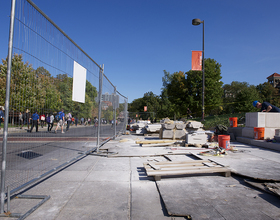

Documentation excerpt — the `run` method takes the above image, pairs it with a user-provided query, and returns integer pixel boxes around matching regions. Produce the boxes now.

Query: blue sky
[1,0,280,103]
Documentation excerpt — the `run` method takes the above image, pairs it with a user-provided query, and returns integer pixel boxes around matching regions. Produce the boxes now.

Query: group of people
[80,117,92,126]
[23,109,73,133]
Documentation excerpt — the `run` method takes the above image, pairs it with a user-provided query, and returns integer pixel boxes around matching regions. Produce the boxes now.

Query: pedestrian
[46,113,50,132]
[54,109,65,133]
[81,117,84,125]
[48,112,54,132]
[0,107,4,130]
[88,118,91,126]
[40,113,45,128]
[253,101,280,112]
[94,117,98,127]
[23,109,30,130]
[19,111,23,129]
[187,108,193,119]
[75,117,78,126]
[111,119,114,129]
[66,112,72,131]
[29,110,39,133]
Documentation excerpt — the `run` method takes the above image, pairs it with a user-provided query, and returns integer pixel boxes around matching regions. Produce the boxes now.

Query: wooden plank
[143,159,231,180]
[146,163,220,170]
[136,140,179,144]
[145,165,229,174]
[146,160,209,165]
[141,143,175,147]
[147,162,161,170]
[145,167,230,176]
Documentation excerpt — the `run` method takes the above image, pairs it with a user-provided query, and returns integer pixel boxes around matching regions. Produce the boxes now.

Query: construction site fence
[0,0,128,213]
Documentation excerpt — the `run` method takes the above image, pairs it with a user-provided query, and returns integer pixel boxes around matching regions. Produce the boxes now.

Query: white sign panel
[72,61,87,103]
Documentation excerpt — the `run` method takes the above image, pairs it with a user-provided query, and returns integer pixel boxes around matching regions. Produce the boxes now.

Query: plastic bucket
[218,135,230,150]
[229,117,238,127]
[254,127,265,140]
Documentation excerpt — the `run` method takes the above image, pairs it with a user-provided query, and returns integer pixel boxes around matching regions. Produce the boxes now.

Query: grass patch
[191,113,246,130]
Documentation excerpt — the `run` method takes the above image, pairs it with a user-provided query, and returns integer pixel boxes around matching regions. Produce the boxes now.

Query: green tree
[223,81,250,114]
[165,71,188,118]
[0,54,62,112]
[234,85,260,112]
[256,82,280,107]
[185,58,223,117]
[142,91,160,120]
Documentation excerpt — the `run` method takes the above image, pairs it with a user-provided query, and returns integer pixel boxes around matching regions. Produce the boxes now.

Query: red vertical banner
[192,51,202,71]
[144,106,147,112]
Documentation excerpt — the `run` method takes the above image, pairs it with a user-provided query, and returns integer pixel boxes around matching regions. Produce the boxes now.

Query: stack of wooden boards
[144,159,231,181]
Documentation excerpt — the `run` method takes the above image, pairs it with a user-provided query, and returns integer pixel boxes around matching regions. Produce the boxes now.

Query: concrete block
[186,133,208,145]
[161,129,174,139]
[274,136,280,142]
[186,121,203,129]
[162,123,175,130]
[175,123,185,130]
[175,130,186,139]
[242,127,254,138]
[264,128,278,139]
[236,136,252,145]
[245,112,265,128]
[136,128,147,134]
[265,113,280,128]
[228,127,243,137]
[146,124,161,133]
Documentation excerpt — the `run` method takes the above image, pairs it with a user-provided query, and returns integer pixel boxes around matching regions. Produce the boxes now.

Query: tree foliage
[0,54,98,119]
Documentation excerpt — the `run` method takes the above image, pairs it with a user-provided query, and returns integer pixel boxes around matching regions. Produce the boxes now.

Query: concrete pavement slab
[157,176,280,219]
[55,181,130,220]
[196,141,280,180]
[2,133,280,220]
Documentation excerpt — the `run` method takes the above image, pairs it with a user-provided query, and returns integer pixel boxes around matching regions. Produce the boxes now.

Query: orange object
[191,51,202,71]
[218,135,230,150]
[229,117,238,127]
[254,127,265,140]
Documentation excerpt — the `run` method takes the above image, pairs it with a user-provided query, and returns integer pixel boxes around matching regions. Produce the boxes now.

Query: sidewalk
[0,123,95,134]
[1,134,280,220]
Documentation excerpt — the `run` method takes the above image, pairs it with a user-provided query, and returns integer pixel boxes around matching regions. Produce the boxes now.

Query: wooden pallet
[143,159,231,181]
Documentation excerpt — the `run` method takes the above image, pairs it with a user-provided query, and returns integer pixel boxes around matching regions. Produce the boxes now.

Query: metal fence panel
[0,0,127,204]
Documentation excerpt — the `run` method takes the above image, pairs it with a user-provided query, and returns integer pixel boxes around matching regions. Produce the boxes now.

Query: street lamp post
[192,18,205,121]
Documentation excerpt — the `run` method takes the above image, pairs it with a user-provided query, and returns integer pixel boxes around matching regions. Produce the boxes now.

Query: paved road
[0,121,126,193]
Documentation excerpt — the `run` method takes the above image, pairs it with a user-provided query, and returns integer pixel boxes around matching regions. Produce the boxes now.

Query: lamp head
[192,18,203,25]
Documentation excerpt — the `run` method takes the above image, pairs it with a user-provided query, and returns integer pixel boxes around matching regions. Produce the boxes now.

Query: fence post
[1,0,16,213]
[96,64,104,152]
[113,87,117,139]
[124,98,128,132]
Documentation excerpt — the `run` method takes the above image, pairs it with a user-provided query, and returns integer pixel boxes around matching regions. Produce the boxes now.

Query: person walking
[0,107,4,130]
[253,101,280,112]
[75,116,78,126]
[40,113,45,128]
[54,109,65,134]
[23,109,30,130]
[19,111,23,129]
[29,110,39,133]
[48,112,54,132]
[66,112,72,131]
